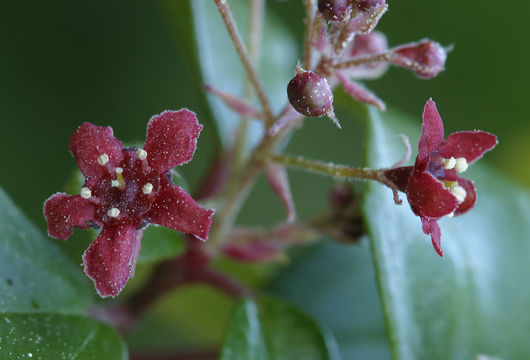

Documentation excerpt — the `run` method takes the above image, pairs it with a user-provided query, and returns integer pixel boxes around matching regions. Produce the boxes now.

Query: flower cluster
[384,99,497,256]
[44,110,214,297]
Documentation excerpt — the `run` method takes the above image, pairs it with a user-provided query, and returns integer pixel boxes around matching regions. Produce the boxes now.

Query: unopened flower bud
[388,40,447,79]
[354,0,385,12]
[346,0,387,34]
[287,70,334,118]
[318,0,352,23]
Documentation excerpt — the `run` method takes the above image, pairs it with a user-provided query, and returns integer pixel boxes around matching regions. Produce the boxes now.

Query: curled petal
[265,162,296,223]
[44,193,96,240]
[69,122,124,178]
[406,171,458,219]
[148,184,214,241]
[336,72,386,110]
[418,98,444,162]
[438,131,498,164]
[144,110,203,173]
[453,177,477,216]
[82,224,140,298]
[421,218,443,257]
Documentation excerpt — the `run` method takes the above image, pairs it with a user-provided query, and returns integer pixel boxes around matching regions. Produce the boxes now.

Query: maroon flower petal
[148,184,214,241]
[69,122,124,178]
[44,193,96,240]
[438,131,498,164]
[406,171,458,219]
[82,224,140,298]
[421,218,443,257]
[336,72,386,110]
[143,110,203,174]
[453,177,477,216]
[383,166,413,193]
[418,98,444,162]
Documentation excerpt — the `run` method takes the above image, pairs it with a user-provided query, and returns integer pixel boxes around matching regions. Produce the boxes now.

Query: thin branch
[303,0,316,69]
[213,0,274,124]
[333,52,389,69]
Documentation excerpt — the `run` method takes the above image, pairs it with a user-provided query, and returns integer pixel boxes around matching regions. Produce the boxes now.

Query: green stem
[270,154,380,180]
[213,0,274,125]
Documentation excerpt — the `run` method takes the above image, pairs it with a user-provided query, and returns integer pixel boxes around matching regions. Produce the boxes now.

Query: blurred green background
[1,0,529,228]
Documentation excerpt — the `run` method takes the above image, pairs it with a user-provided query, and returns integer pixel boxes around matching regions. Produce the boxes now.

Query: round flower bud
[388,40,447,79]
[318,0,352,23]
[287,70,334,117]
[354,0,386,12]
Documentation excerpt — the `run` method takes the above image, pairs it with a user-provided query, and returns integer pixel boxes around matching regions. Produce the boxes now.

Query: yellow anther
[80,187,91,199]
[97,154,109,166]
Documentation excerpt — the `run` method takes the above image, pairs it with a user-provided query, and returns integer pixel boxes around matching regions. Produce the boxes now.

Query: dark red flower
[384,99,497,257]
[44,110,214,297]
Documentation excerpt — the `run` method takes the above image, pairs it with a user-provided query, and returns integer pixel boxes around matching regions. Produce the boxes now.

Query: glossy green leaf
[362,105,530,359]
[268,240,391,360]
[0,187,90,313]
[0,313,127,360]
[188,0,297,149]
[220,297,340,360]
[0,188,128,359]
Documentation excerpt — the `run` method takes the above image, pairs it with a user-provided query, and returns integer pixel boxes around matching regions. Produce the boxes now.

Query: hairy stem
[333,53,389,69]
[213,0,274,124]
[270,154,381,180]
[303,0,316,69]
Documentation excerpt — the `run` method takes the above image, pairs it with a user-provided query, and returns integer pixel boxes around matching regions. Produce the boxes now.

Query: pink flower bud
[388,40,447,79]
[287,70,334,118]
[318,0,352,23]
[346,0,387,34]
[344,31,389,79]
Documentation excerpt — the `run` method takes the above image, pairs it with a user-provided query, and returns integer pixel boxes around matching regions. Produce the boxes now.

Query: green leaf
[138,225,184,263]
[186,0,297,149]
[362,106,530,359]
[268,240,391,359]
[0,187,90,313]
[0,188,128,359]
[0,313,127,360]
[220,297,340,360]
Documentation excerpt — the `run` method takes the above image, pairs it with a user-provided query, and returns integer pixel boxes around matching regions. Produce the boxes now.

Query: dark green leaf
[220,297,340,360]
[0,187,90,313]
[362,106,530,359]
[0,313,127,360]
[187,0,297,149]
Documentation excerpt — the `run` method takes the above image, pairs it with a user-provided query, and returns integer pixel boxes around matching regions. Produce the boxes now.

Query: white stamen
[111,180,120,187]
[115,167,123,174]
[451,185,467,203]
[443,157,456,170]
[142,183,153,194]
[80,187,91,199]
[447,212,455,218]
[455,157,468,173]
[137,148,147,160]
[97,153,109,165]
[107,208,120,218]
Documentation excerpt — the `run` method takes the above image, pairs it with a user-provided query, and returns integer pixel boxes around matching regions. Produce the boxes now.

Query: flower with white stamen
[136,148,147,160]
[107,208,120,218]
[142,183,153,194]
[97,153,109,165]
[443,157,456,170]
[455,157,468,173]
[80,187,92,199]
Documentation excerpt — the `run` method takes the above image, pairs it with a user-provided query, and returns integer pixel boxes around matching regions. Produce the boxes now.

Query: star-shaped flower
[384,99,497,256]
[44,110,214,297]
